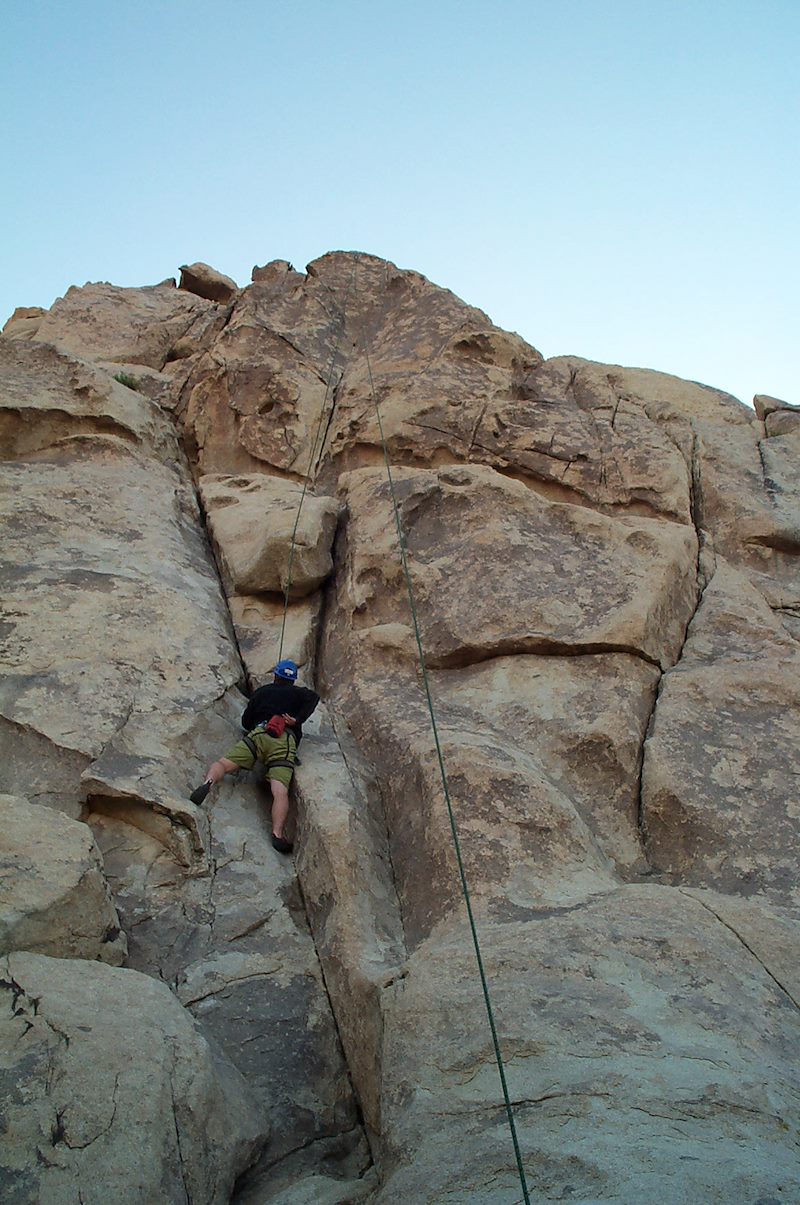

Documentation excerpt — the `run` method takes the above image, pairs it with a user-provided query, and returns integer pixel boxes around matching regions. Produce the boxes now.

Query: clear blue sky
[3,0,798,406]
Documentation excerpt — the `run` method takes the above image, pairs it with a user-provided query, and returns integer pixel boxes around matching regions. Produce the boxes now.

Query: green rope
[277,265,355,662]
[354,256,531,1204]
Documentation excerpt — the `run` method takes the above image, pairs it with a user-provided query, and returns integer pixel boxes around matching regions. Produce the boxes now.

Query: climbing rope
[276,254,531,1202]
[353,255,532,1204]
[277,262,356,661]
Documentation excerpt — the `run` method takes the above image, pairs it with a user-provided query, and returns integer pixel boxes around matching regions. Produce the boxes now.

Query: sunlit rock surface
[0,952,262,1203]
[1,252,798,1203]
[0,793,126,964]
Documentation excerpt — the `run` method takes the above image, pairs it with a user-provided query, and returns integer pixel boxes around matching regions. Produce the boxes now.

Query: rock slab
[0,952,263,1204]
[0,794,126,964]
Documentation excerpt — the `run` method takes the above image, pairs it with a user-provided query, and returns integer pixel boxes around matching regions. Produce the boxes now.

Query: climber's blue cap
[274,659,299,682]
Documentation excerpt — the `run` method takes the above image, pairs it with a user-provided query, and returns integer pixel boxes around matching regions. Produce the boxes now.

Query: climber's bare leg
[270,779,290,839]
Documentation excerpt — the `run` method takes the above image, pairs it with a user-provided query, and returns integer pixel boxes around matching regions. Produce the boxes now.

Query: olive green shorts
[266,766,294,788]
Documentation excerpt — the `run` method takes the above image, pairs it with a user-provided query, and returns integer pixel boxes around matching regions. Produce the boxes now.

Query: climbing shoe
[271,833,293,854]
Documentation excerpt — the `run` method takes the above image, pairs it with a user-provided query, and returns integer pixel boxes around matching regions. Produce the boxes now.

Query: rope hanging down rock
[353,255,533,1204]
[278,254,532,1204]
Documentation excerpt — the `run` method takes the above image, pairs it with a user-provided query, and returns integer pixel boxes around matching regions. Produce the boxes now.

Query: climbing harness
[278,254,532,1204]
[241,725,297,771]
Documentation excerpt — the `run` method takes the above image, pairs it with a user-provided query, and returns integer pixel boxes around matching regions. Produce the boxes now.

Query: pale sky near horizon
[3,1,797,408]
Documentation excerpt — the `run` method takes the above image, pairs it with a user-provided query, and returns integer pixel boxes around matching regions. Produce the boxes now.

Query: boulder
[642,560,800,907]
[753,393,799,421]
[369,888,800,1203]
[335,463,698,670]
[0,793,126,964]
[1,306,46,339]
[228,592,321,686]
[179,262,239,304]
[251,260,300,284]
[28,280,225,369]
[0,951,263,1204]
[0,338,177,459]
[199,473,340,597]
[766,409,800,437]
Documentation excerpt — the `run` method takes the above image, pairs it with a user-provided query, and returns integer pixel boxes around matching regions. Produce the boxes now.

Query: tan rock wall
[0,305,370,1199]
[30,279,226,369]
[642,560,800,905]
[371,890,800,1204]
[334,462,698,669]
[2,250,799,1203]
[0,952,263,1203]
[0,793,126,964]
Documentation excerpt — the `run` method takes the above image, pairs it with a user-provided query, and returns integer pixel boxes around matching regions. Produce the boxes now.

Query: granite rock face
[642,559,800,905]
[180,261,239,304]
[0,341,240,826]
[0,952,262,1204]
[333,462,698,669]
[2,253,799,1203]
[199,472,340,597]
[26,278,227,369]
[0,337,176,458]
[0,793,126,964]
[369,889,800,1205]
[0,293,370,1201]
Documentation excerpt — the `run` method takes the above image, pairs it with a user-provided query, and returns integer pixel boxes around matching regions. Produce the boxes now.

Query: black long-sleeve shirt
[241,682,320,744]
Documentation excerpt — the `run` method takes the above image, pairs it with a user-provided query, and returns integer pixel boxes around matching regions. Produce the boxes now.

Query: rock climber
[241,659,320,751]
[189,660,319,855]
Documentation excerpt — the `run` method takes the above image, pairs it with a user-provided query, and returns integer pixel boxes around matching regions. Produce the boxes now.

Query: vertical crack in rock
[678,890,800,1012]
[293,872,376,1162]
[168,1045,193,1205]
[633,669,663,868]
[757,438,779,502]
[466,400,490,460]
[182,447,251,695]
[164,470,375,1190]
[316,516,410,956]
[313,368,346,477]
[635,424,715,868]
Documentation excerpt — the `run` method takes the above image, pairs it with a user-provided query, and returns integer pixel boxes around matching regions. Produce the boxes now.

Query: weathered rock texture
[180,261,239,305]
[1,252,798,1203]
[200,472,340,597]
[0,793,126,963]
[0,302,368,1200]
[0,952,262,1203]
